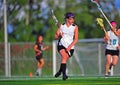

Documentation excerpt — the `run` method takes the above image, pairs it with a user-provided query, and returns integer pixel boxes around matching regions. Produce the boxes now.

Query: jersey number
[110,39,117,45]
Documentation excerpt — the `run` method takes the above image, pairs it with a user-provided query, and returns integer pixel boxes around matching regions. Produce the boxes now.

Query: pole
[4,0,9,77]
[52,41,56,76]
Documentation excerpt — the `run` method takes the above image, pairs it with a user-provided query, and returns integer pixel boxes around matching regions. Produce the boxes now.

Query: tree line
[0,0,120,42]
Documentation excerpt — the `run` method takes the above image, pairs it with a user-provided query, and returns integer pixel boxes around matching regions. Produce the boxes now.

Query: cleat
[105,74,109,78]
[36,72,40,76]
[108,71,111,76]
[55,72,61,78]
[62,75,68,80]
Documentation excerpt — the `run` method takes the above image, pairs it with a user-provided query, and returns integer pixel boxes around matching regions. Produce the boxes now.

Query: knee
[41,60,45,65]
[106,61,111,65]
[42,61,45,65]
[61,57,69,63]
[112,62,117,66]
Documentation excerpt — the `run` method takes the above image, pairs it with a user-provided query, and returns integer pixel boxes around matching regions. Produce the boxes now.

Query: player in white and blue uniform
[104,21,120,77]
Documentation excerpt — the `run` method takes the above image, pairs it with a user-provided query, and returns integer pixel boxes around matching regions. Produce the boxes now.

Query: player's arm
[54,28,60,39]
[116,29,120,36]
[42,46,50,51]
[66,26,78,51]
[117,45,120,50]
[117,38,120,50]
[54,24,63,40]
[34,44,41,53]
[103,32,109,43]
[112,29,120,36]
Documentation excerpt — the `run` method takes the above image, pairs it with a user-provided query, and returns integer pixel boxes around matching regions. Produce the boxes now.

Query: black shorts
[105,49,119,56]
[36,53,43,61]
[57,45,74,57]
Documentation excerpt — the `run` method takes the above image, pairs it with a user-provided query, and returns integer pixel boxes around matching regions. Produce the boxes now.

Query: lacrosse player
[34,35,49,76]
[104,21,120,78]
[54,12,78,80]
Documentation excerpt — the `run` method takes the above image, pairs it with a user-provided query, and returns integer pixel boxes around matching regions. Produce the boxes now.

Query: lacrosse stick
[51,9,60,28]
[96,18,107,33]
[91,0,113,29]
[51,9,71,56]
[96,18,114,47]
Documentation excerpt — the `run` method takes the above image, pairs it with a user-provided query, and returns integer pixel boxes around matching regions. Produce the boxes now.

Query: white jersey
[59,23,76,49]
[106,30,119,50]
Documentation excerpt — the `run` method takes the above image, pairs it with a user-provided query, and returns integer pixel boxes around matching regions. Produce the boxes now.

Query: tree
[0,0,120,42]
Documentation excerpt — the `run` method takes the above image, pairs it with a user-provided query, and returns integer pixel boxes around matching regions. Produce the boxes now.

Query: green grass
[0,76,120,85]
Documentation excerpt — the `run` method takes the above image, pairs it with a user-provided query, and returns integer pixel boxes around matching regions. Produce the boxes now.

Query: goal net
[52,38,120,76]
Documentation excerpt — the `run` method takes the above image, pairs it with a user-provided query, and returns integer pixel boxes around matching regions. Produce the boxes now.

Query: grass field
[0,76,120,85]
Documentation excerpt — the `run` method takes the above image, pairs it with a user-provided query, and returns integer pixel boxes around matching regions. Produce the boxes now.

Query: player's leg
[111,55,119,67]
[60,49,69,80]
[37,58,44,76]
[108,63,113,75]
[109,63,113,71]
[108,50,119,75]
[55,64,62,77]
[39,58,45,68]
[105,54,112,77]
[55,49,68,77]
[55,46,64,78]
[108,56,118,76]
[36,55,44,76]
[55,49,69,80]
[36,56,40,76]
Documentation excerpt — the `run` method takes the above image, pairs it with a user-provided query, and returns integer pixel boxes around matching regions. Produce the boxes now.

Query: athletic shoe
[108,71,111,76]
[62,75,68,80]
[36,72,40,76]
[105,74,109,78]
[55,72,61,77]
[108,70,111,76]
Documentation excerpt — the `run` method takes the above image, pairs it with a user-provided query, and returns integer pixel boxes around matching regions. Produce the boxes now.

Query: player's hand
[55,29,62,39]
[66,46,71,52]
[36,51,41,56]
[117,46,120,50]
[60,32,64,37]
[45,46,51,50]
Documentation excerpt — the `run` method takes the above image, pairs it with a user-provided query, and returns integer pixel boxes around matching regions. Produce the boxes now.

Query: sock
[109,64,113,71]
[37,68,42,75]
[61,64,66,75]
[58,64,62,73]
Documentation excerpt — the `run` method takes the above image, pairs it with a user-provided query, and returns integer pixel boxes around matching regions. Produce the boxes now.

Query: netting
[0,42,53,77]
[1,39,120,77]
[53,38,120,76]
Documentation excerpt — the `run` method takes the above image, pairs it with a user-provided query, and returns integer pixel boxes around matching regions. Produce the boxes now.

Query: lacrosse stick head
[51,9,54,16]
[51,9,56,19]
[96,18,104,28]
[91,0,101,8]
[96,18,107,33]
[51,9,58,24]
[91,0,99,3]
